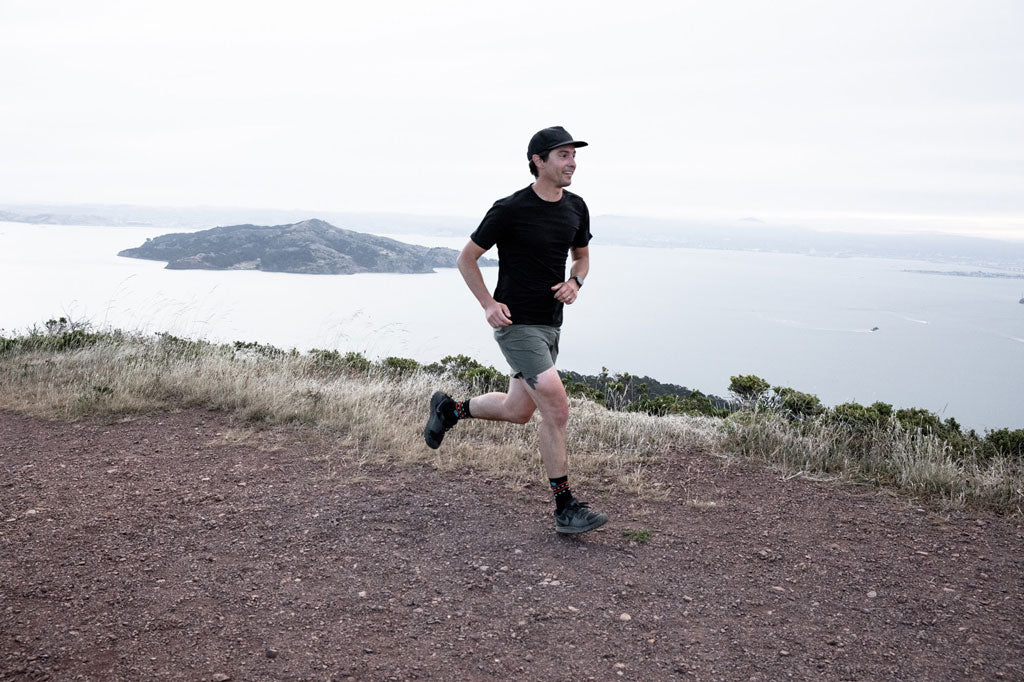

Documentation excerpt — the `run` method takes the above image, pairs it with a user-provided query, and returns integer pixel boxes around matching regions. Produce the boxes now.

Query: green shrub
[627,391,728,418]
[233,340,286,359]
[426,354,506,393]
[308,349,372,375]
[20,317,107,352]
[985,428,1024,461]
[895,407,939,433]
[380,356,422,376]
[772,386,824,419]
[155,332,210,360]
[833,401,891,428]
[563,378,605,405]
[729,374,770,404]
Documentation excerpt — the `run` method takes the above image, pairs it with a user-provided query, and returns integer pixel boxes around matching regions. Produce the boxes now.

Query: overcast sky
[2,1,1022,238]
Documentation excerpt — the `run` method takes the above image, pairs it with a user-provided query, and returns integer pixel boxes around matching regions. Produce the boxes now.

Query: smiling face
[532,144,577,189]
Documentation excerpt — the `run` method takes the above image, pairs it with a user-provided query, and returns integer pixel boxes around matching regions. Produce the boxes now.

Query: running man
[423,126,608,535]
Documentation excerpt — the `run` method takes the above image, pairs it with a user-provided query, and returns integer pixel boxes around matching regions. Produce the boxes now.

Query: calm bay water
[1,221,1021,431]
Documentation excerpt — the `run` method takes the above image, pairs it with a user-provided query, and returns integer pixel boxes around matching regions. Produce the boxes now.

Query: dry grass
[0,334,718,492]
[1,330,1020,512]
[717,408,1023,513]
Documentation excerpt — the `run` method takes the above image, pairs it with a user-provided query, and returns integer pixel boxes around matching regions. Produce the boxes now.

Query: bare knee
[526,369,570,429]
[542,400,570,429]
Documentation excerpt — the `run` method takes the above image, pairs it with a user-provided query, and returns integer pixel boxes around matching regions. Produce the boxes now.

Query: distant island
[117,219,495,275]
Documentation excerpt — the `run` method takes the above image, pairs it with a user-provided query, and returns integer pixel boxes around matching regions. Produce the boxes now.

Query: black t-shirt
[470,185,591,327]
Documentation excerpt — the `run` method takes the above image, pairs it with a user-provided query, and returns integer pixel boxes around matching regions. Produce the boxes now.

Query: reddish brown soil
[1,408,1022,681]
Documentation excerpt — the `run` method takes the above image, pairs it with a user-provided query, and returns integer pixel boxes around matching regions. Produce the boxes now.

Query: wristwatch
[570,275,584,289]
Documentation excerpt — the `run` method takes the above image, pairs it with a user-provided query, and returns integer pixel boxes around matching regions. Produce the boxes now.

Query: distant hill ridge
[117,218,494,275]
[8,202,1024,269]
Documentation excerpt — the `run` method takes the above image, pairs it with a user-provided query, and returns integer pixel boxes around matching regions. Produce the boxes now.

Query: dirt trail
[2,409,1022,681]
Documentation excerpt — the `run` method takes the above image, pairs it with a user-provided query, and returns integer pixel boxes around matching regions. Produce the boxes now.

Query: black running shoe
[554,499,609,534]
[424,391,458,449]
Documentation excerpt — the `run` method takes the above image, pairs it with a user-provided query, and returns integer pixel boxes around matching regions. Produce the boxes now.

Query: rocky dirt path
[1,409,1022,681]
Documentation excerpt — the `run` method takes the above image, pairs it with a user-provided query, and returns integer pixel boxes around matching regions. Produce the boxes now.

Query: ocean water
[1,221,1021,431]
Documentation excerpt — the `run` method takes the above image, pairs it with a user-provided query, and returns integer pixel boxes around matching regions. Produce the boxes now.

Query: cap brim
[530,140,589,158]
[547,140,588,151]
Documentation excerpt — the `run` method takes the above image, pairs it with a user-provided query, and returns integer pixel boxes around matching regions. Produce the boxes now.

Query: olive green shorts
[493,324,560,386]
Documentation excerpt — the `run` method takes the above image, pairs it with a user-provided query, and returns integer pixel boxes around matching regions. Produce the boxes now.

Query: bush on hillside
[562,376,605,404]
[728,374,771,405]
[233,340,290,359]
[308,349,373,375]
[986,428,1024,459]
[772,386,825,419]
[380,356,422,376]
[627,390,728,418]
[423,354,506,393]
[0,317,109,354]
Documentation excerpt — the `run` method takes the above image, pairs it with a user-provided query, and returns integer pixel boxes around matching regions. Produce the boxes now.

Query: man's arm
[457,240,512,328]
[551,246,589,304]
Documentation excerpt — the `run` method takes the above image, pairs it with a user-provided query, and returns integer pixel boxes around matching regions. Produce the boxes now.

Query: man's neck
[531,180,563,203]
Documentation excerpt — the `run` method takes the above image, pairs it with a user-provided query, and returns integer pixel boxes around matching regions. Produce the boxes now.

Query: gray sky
[2,0,1022,239]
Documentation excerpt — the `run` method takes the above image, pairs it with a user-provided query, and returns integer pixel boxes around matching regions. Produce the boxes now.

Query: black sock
[453,399,471,420]
[549,476,572,512]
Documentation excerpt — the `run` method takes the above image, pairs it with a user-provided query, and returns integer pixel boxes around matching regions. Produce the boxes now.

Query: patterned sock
[549,476,572,512]
[454,399,472,420]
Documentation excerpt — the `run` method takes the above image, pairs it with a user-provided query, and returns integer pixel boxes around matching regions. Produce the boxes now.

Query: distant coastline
[904,269,1024,280]
[4,202,1024,271]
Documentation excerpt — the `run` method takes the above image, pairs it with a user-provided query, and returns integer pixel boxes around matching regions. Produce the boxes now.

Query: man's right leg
[461,377,536,425]
[441,368,570,474]
[423,377,536,449]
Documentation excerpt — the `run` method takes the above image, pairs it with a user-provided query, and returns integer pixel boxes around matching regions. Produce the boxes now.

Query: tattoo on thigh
[525,375,539,390]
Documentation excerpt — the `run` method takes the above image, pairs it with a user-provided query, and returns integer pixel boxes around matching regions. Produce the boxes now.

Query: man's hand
[485,300,513,328]
[551,279,580,305]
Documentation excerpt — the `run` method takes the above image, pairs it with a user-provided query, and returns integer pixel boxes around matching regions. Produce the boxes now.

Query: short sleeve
[572,199,591,248]
[469,201,505,250]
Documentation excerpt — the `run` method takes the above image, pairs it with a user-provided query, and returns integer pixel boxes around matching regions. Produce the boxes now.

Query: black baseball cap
[527,126,588,159]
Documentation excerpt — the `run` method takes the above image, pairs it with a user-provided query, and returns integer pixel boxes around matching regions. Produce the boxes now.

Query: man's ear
[531,153,543,166]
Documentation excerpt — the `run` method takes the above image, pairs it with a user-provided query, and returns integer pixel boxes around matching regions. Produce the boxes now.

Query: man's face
[534,144,577,187]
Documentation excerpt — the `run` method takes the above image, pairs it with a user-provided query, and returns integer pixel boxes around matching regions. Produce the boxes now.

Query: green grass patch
[622,529,654,544]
